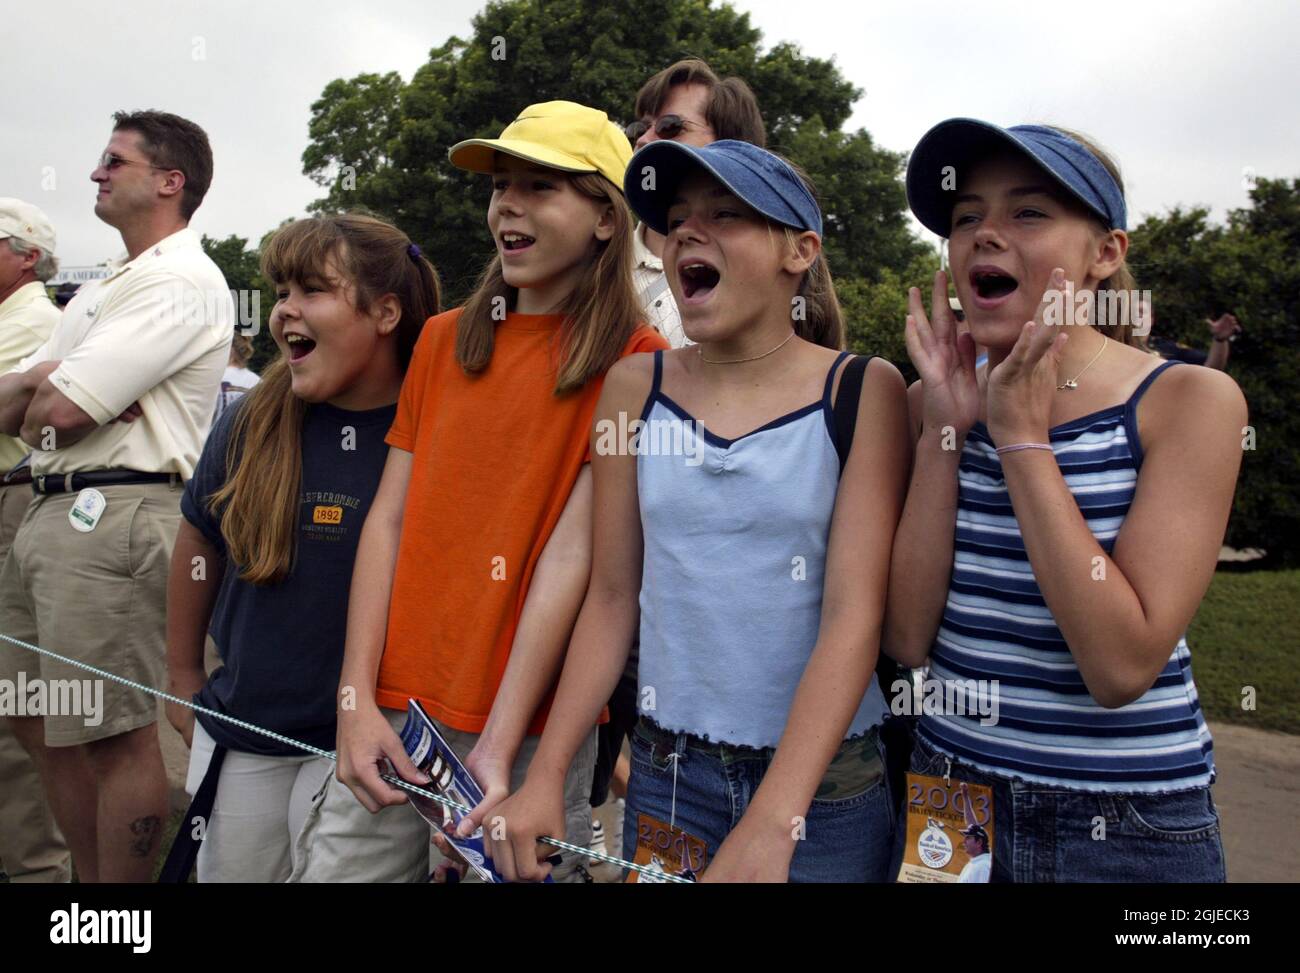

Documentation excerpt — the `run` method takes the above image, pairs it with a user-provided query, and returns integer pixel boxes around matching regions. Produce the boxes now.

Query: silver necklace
[1057,334,1108,390]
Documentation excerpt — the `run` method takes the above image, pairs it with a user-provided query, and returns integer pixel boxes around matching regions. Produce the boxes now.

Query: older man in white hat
[0,198,61,434]
[0,197,70,883]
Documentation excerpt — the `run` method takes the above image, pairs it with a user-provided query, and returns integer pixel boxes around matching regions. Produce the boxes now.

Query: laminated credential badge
[897,774,994,883]
[69,488,107,533]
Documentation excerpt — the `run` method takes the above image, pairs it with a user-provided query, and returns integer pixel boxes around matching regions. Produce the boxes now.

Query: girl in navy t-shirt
[163,215,440,882]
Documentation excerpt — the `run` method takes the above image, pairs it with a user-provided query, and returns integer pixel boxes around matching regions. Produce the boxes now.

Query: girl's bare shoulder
[1133,349,1247,445]
[603,348,658,403]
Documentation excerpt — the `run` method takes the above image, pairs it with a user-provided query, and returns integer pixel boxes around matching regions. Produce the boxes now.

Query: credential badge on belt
[69,488,107,532]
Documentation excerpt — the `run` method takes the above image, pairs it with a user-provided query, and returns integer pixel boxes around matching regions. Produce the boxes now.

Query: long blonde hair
[212,215,442,585]
[1046,127,1142,346]
[456,171,640,394]
[774,156,843,350]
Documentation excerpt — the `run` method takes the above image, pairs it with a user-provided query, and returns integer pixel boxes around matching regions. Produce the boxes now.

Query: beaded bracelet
[995,442,1054,455]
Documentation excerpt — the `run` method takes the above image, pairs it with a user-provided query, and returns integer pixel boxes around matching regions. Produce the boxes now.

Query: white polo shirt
[632,222,687,349]
[958,851,991,883]
[10,227,232,478]
[0,281,62,471]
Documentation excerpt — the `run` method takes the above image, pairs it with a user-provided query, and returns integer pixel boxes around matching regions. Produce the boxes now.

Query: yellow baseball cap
[448,101,632,191]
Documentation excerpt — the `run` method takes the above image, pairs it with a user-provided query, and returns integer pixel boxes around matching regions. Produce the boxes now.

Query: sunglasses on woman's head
[624,114,708,142]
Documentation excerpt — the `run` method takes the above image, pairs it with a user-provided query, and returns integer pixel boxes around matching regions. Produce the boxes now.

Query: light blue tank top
[636,350,888,748]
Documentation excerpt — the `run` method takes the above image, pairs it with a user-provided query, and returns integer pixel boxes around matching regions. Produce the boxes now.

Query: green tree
[838,248,940,386]
[301,0,926,303]
[1128,178,1300,564]
[201,233,278,371]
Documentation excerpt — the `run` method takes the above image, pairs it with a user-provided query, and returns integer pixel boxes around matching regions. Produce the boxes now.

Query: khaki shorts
[289,708,597,883]
[0,481,72,882]
[0,481,33,548]
[0,481,181,746]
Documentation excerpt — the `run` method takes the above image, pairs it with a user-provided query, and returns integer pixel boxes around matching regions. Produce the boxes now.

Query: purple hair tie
[407,243,421,260]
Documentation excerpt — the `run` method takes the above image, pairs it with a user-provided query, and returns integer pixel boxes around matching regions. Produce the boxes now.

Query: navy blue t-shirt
[182,398,396,756]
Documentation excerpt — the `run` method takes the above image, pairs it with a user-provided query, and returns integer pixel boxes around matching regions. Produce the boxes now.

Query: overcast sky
[4,0,1296,267]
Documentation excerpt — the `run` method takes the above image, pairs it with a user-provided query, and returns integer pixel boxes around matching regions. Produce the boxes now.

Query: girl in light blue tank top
[482,141,911,883]
[888,120,1247,882]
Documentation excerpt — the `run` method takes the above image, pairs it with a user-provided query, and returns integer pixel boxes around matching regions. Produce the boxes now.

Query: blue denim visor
[906,118,1127,237]
[625,139,823,238]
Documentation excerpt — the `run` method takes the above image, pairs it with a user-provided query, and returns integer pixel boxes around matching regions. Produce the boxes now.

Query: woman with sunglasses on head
[625,59,767,351]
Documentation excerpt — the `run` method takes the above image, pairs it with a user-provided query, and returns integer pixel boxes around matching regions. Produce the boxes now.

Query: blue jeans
[624,719,896,882]
[894,732,1226,883]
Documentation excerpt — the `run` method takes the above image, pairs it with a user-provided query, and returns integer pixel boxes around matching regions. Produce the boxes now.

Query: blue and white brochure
[397,698,554,884]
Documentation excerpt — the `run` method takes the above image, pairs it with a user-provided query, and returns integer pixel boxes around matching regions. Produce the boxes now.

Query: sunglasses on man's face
[97,152,174,173]
[624,114,708,142]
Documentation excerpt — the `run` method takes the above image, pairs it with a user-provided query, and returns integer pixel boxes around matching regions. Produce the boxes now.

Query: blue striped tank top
[918,360,1216,793]
[636,350,888,748]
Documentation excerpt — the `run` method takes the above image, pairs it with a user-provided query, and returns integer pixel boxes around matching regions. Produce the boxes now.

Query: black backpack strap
[158,742,227,883]
[828,354,908,709]
[832,354,873,473]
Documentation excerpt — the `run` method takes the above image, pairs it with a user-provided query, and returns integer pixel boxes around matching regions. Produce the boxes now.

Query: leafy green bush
[837,251,941,383]
[1128,179,1300,565]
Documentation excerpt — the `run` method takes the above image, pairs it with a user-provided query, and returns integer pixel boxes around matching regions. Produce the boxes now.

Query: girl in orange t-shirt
[480,141,911,883]
[299,102,665,884]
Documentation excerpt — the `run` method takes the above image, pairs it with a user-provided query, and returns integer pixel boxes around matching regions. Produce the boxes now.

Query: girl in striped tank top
[484,141,910,882]
[885,120,1247,882]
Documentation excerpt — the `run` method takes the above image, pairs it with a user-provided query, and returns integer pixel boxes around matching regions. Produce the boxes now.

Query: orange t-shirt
[378,308,668,733]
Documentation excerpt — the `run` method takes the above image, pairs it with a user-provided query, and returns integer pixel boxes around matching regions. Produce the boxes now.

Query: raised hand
[986,268,1072,447]
[904,269,980,436]
[1207,312,1241,340]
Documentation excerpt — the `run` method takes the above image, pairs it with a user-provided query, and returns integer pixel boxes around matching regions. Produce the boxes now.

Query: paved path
[1207,722,1300,882]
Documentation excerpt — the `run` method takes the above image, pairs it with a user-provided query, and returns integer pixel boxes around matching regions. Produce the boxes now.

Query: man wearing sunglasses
[0,110,232,882]
[622,59,767,352]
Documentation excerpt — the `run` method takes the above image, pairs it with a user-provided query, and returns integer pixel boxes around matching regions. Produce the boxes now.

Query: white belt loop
[64,473,75,493]
[666,751,681,832]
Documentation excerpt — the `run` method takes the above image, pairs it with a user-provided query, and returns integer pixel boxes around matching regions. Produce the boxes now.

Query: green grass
[1187,568,1300,734]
